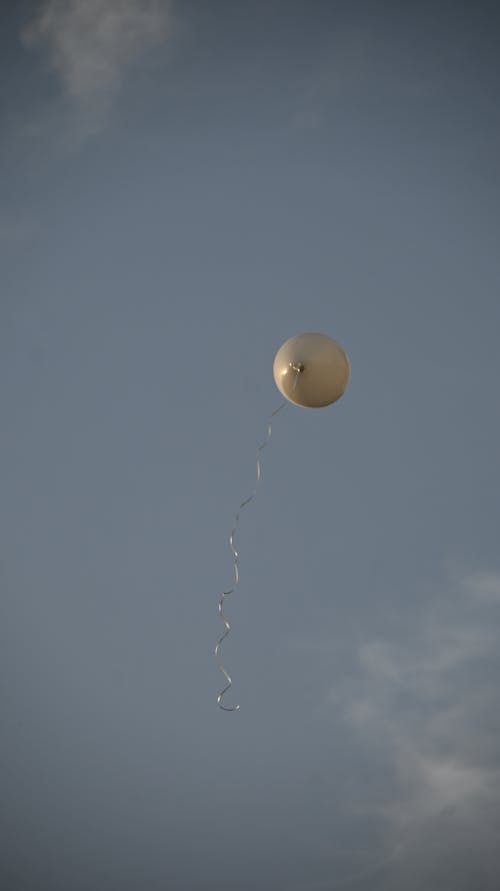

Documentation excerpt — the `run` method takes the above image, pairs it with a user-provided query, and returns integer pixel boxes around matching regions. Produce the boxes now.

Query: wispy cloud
[22,0,171,132]
[289,568,500,887]
[334,568,500,884]
[462,568,500,603]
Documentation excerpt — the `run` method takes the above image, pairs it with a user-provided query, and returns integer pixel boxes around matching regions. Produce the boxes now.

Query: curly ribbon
[215,365,303,711]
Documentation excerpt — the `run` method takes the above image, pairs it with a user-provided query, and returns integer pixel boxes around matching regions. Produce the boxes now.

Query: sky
[1,1,500,888]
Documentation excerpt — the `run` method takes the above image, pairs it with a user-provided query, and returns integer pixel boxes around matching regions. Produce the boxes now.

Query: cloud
[462,568,500,603]
[286,569,500,887]
[22,0,171,131]
[332,568,500,886]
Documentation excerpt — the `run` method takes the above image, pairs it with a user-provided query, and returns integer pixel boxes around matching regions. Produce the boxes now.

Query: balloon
[273,332,350,408]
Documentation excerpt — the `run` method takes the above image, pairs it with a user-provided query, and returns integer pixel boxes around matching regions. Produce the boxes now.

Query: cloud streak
[333,568,500,886]
[22,0,171,130]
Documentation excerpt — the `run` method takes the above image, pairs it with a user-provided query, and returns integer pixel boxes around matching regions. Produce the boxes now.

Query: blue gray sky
[2,1,500,888]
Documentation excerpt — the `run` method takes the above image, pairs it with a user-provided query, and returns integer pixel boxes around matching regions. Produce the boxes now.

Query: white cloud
[418,758,491,810]
[22,0,171,130]
[318,566,500,886]
[462,569,500,603]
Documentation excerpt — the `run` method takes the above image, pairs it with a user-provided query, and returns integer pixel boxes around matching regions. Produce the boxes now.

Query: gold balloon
[273,332,350,408]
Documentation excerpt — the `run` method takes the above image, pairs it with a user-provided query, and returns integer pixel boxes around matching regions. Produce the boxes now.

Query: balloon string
[215,366,302,711]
